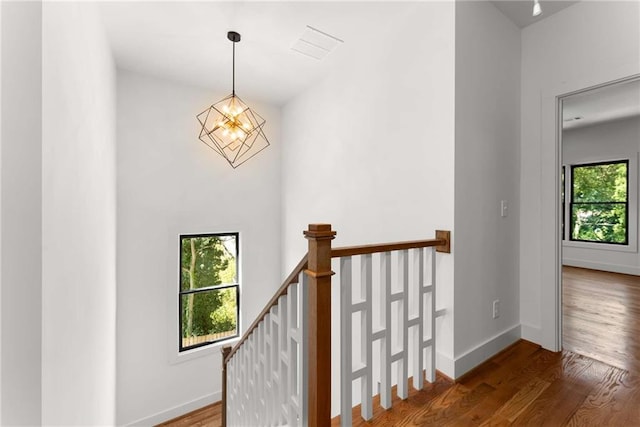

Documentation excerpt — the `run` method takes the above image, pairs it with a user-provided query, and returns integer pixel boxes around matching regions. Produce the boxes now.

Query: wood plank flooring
[157,402,221,427]
[337,340,639,426]
[159,340,639,426]
[562,266,640,371]
[160,267,640,426]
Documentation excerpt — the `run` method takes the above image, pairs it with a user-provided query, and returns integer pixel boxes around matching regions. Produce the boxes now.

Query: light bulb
[533,0,542,16]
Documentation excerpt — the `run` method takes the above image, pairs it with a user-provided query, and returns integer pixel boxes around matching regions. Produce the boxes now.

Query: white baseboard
[563,258,640,276]
[436,351,455,379]
[125,391,221,426]
[520,323,541,344]
[453,324,521,378]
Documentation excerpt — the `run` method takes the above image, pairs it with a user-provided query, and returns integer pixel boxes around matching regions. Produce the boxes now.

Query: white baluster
[300,272,309,427]
[361,254,373,420]
[397,250,408,399]
[257,329,262,422]
[279,295,289,424]
[257,322,265,420]
[232,355,239,424]
[380,251,392,409]
[244,343,250,426]
[288,283,297,426]
[246,335,252,423]
[340,256,352,427]
[428,246,436,383]
[270,306,279,426]
[227,359,233,426]
[240,346,247,426]
[264,313,272,425]
[414,248,424,390]
[249,333,256,424]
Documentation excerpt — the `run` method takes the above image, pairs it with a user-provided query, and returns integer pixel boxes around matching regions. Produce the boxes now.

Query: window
[570,160,628,245]
[179,233,239,352]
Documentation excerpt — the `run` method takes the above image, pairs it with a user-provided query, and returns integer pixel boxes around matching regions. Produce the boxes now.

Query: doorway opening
[558,76,640,371]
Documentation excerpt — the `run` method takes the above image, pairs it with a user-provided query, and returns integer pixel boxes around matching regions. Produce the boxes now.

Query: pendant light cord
[232,40,235,96]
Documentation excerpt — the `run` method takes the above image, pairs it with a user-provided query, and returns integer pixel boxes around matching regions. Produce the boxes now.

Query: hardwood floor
[157,402,221,427]
[563,266,640,371]
[336,340,639,426]
[159,341,640,426]
[161,267,640,426]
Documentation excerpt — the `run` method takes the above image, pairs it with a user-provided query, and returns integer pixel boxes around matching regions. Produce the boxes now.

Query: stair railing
[222,224,450,426]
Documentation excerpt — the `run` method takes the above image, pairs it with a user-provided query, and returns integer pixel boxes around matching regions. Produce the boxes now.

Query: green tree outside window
[570,161,628,244]
[179,233,239,351]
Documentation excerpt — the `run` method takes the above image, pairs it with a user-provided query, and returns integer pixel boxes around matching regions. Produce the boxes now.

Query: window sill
[170,336,240,365]
[563,239,638,253]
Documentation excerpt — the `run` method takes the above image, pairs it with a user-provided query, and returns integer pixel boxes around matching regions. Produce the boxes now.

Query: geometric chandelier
[197,31,270,169]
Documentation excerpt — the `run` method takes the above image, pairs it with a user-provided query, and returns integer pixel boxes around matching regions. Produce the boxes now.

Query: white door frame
[540,70,640,352]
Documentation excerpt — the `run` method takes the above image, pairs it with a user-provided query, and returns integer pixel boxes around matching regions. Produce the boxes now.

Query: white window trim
[562,152,638,254]
[166,223,243,365]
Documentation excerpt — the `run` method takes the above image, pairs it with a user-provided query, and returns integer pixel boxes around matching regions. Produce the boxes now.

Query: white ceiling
[101,0,588,105]
[490,0,580,28]
[563,79,640,130]
[99,2,413,106]
[98,1,587,108]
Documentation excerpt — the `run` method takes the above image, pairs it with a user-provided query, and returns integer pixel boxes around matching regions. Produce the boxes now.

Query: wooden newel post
[304,224,336,427]
[221,345,232,427]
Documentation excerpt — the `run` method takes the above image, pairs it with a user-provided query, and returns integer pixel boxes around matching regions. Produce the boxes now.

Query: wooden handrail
[332,239,442,258]
[224,231,450,365]
[223,231,451,365]
[332,231,450,258]
[223,254,309,365]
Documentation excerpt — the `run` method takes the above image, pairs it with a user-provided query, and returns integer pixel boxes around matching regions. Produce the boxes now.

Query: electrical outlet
[492,300,500,319]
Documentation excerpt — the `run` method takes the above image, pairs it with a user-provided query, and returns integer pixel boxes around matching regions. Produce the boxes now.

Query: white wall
[280,0,455,407]
[116,70,282,425]
[453,1,521,376]
[0,2,42,425]
[520,1,640,349]
[41,3,117,425]
[0,2,3,421]
[562,116,640,275]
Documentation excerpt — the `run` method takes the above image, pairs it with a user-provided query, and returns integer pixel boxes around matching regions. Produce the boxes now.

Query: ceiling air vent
[291,26,343,60]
